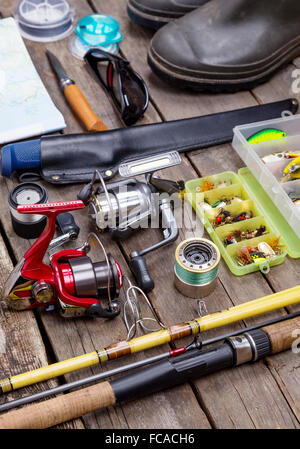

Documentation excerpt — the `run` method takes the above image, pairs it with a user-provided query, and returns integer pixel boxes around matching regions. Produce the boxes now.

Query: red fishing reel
[3,201,122,318]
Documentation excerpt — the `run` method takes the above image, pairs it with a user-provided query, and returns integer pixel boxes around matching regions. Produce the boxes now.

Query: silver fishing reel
[88,178,154,239]
[78,152,183,292]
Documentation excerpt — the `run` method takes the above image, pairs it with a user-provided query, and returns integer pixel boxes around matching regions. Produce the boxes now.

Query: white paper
[0,17,66,144]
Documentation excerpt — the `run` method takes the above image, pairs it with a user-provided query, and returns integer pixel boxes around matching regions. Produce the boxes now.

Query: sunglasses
[84,49,149,126]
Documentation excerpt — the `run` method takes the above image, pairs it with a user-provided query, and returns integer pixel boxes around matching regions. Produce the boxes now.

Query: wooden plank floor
[0,0,300,429]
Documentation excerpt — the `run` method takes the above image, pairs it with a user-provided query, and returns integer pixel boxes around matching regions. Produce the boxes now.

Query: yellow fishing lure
[284,156,300,179]
[247,128,287,145]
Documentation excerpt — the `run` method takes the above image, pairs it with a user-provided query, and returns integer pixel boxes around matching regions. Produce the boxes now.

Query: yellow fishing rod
[1,285,300,394]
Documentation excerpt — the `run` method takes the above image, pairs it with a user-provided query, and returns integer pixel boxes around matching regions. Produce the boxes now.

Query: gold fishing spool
[174,238,221,298]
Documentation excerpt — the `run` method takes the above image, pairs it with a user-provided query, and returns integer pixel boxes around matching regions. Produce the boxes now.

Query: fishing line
[174,238,221,298]
[8,183,48,239]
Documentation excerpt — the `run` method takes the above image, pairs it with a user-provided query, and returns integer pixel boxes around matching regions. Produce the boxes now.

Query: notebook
[0,17,66,144]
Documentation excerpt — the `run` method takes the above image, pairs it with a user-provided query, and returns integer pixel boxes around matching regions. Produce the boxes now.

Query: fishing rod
[2,311,299,414]
[1,314,299,429]
[1,284,300,395]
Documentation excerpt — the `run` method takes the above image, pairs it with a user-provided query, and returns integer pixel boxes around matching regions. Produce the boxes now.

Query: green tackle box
[185,168,295,276]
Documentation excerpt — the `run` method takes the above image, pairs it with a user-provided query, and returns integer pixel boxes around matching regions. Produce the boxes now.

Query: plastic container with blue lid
[75,14,122,46]
[69,14,122,59]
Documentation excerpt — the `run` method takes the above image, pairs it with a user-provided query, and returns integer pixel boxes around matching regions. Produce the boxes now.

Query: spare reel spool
[8,182,48,239]
[174,238,220,298]
[16,0,74,42]
[66,254,122,299]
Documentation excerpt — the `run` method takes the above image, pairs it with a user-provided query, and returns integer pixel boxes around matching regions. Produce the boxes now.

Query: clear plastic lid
[16,0,74,42]
[69,35,118,60]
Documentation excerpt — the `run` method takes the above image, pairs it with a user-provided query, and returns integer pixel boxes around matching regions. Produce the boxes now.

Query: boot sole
[148,44,300,92]
[127,1,175,30]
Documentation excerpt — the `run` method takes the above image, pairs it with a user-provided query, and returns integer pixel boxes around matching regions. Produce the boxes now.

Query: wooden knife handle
[262,316,300,354]
[64,84,108,132]
[0,381,115,429]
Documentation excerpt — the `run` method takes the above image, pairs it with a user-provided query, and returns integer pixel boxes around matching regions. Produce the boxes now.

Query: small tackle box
[185,168,296,276]
[232,113,300,237]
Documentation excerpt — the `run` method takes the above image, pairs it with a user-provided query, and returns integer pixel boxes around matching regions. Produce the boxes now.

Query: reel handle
[56,212,80,240]
[17,201,84,215]
[130,254,155,293]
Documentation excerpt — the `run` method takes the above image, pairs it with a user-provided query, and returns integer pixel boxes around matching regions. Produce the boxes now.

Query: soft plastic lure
[247,128,287,144]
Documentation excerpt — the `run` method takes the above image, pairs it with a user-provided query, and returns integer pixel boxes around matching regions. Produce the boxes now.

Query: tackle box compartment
[185,170,287,276]
[232,113,300,237]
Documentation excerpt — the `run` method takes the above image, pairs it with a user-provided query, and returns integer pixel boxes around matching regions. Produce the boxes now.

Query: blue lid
[75,14,122,46]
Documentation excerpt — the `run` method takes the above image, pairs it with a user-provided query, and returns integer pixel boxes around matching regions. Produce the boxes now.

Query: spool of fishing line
[16,0,74,42]
[174,238,220,298]
[9,183,48,239]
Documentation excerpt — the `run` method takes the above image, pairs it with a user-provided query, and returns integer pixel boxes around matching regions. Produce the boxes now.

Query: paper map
[0,17,66,144]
